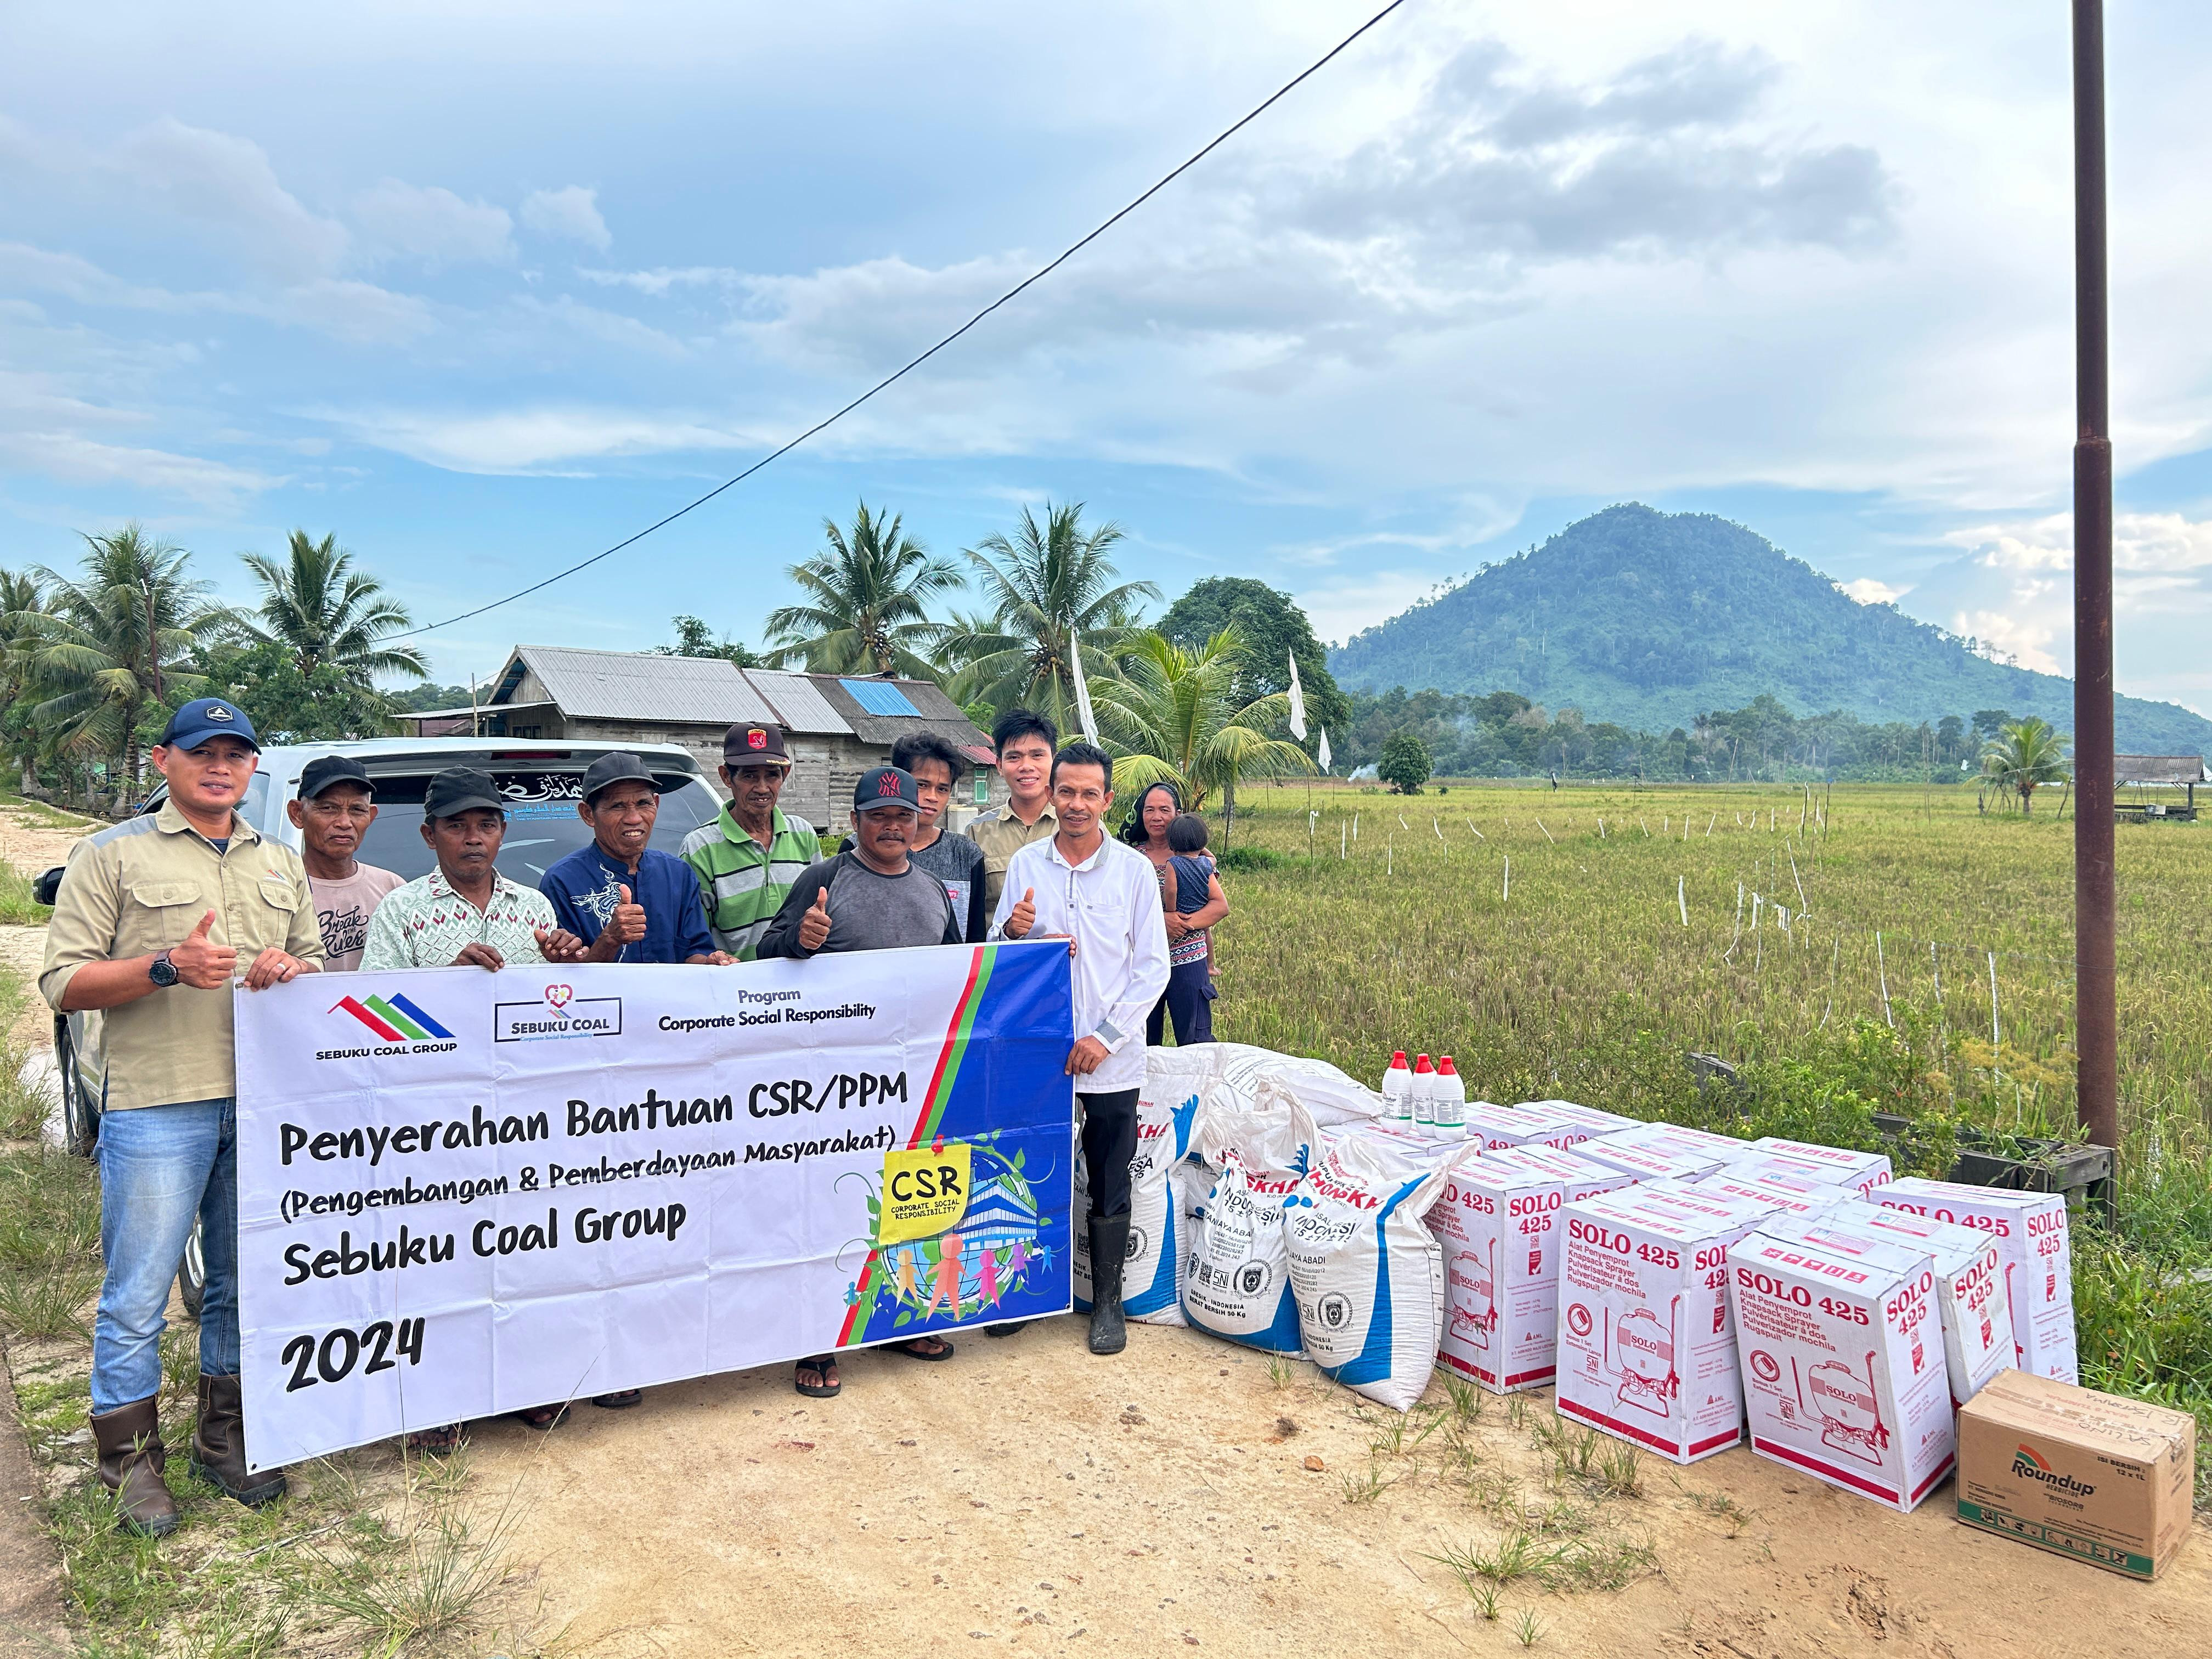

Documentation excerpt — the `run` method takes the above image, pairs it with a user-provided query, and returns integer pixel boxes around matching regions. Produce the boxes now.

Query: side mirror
[34,866,64,907]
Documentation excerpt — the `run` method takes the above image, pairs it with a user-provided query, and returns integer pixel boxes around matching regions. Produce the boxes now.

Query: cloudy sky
[2,1,2208,710]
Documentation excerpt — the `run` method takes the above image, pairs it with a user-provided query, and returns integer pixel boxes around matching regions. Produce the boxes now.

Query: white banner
[235,942,1076,1468]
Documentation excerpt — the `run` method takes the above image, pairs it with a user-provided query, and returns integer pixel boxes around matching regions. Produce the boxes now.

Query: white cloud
[1839,576,1908,605]
[578,266,740,296]
[520,186,611,250]
[352,179,514,266]
[317,406,762,473]
[105,118,348,278]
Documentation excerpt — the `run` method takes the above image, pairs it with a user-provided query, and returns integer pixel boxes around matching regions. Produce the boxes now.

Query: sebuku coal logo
[494,984,622,1043]
[320,992,460,1061]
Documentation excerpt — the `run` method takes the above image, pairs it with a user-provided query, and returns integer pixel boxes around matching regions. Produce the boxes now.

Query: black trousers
[1146,958,1217,1047]
[1077,1087,1141,1220]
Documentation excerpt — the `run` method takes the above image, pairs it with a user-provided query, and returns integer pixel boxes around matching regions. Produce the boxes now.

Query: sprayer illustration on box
[1788,1352,1893,1465]
[1604,1296,1683,1419]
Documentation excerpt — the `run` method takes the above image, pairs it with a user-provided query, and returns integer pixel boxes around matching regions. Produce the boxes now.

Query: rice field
[1204,778,2212,1480]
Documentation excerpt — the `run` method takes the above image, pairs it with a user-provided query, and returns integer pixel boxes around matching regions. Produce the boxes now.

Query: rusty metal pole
[2073,0,2119,1152]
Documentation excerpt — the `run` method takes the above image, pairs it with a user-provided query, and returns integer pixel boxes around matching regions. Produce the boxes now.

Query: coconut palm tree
[238,530,428,686]
[14,526,230,799]
[0,568,48,792]
[950,502,1159,733]
[1090,627,1311,827]
[763,501,962,677]
[1980,716,2069,814]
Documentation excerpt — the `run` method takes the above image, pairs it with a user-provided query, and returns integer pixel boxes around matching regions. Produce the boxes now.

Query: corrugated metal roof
[500,646,778,725]
[741,669,854,735]
[2115,754,2208,785]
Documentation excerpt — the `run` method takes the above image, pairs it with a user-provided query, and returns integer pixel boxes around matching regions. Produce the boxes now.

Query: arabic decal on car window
[498,774,584,804]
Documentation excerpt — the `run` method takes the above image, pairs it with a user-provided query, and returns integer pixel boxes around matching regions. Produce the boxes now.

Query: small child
[1152,812,1220,1045]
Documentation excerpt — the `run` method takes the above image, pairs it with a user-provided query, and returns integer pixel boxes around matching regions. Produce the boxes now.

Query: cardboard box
[1879,1178,2077,1384]
[1556,1187,1754,1463]
[1430,1148,1635,1393]
[1728,1231,1956,1512]
[1847,1203,2016,1410]
[1955,1369,2196,1579]
[1749,1136,1895,1197]
[1454,1103,1602,1155]
[1691,1170,1853,1218]
[1576,1131,1733,1183]
[1516,1099,1641,1135]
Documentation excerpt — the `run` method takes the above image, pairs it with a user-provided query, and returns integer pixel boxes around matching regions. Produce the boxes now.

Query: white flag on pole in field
[1286,650,1307,741]
[1067,631,1099,744]
[1317,729,1333,773]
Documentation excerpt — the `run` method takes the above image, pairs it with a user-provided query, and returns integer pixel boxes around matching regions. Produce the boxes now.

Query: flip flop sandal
[510,1403,572,1431]
[894,1336,956,1362]
[793,1358,841,1398]
[591,1391,644,1409]
[405,1423,466,1454]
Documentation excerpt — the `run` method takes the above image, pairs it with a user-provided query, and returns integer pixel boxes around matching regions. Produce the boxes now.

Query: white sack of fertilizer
[1076,1058,1211,1325]
[1211,1042,1385,1127]
[1182,1098,1317,1353]
[1285,1128,1455,1410]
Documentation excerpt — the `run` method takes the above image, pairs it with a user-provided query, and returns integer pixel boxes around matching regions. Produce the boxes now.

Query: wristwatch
[148,950,179,988]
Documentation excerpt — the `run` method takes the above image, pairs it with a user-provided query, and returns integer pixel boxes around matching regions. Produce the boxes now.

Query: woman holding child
[1119,781,1228,1045]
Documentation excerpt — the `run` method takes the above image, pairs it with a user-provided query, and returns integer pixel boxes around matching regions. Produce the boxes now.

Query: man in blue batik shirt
[540,753,732,968]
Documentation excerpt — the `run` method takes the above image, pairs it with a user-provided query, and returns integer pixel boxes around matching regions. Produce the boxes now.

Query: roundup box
[1956,1370,2196,1581]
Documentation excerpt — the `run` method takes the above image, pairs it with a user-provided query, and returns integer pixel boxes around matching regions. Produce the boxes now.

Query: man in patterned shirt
[360,768,587,973]
[680,721,820,960]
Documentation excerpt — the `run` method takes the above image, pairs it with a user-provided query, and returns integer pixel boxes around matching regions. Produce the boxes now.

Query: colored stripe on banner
[333,995,406,1042]
[836,945,1000,1350]
[365,996,430,1041]
[385,992,455,1040]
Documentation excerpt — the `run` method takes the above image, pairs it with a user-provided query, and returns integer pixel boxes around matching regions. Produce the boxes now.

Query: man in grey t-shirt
[754,766,962,1394]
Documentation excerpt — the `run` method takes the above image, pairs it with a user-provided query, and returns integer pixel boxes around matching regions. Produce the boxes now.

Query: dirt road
[461,1316,2211,1659]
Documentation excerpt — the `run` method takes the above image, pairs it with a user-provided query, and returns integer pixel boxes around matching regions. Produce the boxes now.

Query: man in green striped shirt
[680,721,821,960]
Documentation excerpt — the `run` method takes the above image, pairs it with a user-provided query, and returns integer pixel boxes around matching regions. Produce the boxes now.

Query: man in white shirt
[992,742,1170,1356]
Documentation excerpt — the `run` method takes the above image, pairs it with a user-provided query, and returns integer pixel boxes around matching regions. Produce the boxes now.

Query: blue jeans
[92,1097,239,1413]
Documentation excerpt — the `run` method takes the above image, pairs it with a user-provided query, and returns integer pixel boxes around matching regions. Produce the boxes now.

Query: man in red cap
[680,721,821,960]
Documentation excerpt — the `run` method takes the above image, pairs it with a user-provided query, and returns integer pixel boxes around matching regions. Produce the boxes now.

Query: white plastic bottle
[1410,1054,1436,1131]
[1382,1051,1412,1122]
[1431,1056,1467,1140]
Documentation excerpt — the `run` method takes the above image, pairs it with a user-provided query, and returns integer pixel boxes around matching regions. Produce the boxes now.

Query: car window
[353,769,724,885]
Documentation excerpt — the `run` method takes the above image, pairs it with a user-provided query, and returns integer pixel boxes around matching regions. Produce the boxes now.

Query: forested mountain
[1328,504,2212,757]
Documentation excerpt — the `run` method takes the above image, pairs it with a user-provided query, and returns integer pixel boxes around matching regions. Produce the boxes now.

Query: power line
[395,0,1413,641]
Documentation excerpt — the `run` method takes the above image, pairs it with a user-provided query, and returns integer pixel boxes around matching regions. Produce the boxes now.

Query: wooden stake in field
[1876,930,1893,1027]
[1677,876,1688,926]
[1466,819,1484,840]
[1537,819,1557,844]
[1502,855,1509,902]
[1340,820,1348,859]
[1706,813,1715,837]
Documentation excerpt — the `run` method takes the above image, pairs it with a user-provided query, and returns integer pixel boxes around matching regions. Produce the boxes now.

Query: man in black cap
[539,753,731,966]
[286,755,404,973]
[359,768,586,973]
[41,697,323,1534]
[679,721,821,960]
[757,766,962,1397]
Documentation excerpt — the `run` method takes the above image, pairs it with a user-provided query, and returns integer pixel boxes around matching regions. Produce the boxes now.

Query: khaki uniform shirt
[41,803,324,1112]
[965,802,1058,912]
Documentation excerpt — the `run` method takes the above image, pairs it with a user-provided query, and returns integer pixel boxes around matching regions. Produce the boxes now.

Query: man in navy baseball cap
[158,698,260,753]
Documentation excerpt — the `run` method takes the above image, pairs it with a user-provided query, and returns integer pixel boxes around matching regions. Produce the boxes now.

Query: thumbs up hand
[797,886,833,953]
[610,882,648,945]
[1006,886,1037,939]
[170,909,238,988]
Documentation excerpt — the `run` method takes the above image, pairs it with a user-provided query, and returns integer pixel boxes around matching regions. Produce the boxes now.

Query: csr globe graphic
[837,1130,1056,1338]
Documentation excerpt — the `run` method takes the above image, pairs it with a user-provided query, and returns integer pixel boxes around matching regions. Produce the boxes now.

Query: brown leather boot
[89,1396,178,1537]
[191,1374,286,1509]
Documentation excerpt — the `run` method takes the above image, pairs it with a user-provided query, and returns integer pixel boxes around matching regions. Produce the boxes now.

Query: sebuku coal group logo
[320,992,460,1060]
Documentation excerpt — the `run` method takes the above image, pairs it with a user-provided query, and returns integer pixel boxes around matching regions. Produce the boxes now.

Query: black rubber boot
[1087,1212,1131,1356]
